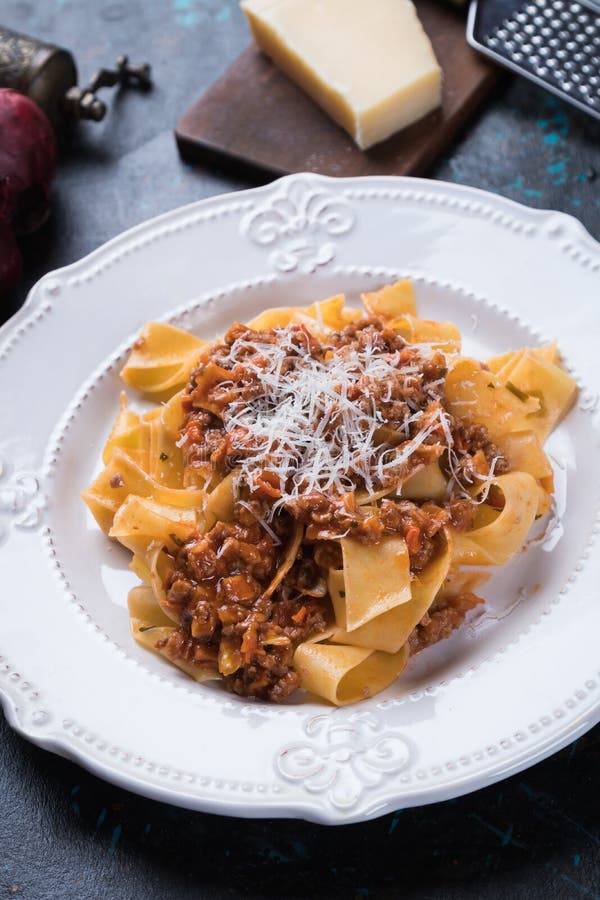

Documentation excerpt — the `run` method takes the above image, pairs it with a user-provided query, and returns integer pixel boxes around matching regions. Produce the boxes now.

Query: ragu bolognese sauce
[160,318,506,700]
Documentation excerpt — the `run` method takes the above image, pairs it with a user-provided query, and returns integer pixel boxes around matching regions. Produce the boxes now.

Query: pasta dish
[83,281,577,705]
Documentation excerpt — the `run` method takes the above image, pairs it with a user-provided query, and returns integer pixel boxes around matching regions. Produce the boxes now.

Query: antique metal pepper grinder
[0,25,152,132]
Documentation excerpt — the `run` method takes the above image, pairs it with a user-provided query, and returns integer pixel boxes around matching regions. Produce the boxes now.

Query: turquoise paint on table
[506,176,543,199]
[174,0,202,29]
[547,161,567,174]
[110,824,123,852]
[173,0,234,28]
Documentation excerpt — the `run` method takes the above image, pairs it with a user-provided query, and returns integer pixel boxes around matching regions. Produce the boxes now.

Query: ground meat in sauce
[158,507,329,701]
[158,319,506,701]
[440,420,510,486]
[408,592,484,654]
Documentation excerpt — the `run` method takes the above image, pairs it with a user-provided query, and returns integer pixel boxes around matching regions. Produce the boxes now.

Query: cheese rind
[241,0,442,150]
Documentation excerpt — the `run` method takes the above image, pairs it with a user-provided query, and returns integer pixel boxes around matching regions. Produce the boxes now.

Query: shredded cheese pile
[216,327,458,505]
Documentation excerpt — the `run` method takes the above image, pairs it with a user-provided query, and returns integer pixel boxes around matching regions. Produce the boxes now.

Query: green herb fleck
[350,520,359,528]
[505,380,529,403]
[169,532,184,547]
[487,382,496,389]
[139,625,159,633]
[159,452,169,461]
[526,389,548,419]
[339,590,346,598]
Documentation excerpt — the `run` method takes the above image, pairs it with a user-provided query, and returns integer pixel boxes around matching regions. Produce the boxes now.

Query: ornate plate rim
[1,173,600,824]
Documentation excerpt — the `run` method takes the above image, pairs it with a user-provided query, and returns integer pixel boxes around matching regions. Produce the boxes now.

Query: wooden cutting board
[175,0,498,180]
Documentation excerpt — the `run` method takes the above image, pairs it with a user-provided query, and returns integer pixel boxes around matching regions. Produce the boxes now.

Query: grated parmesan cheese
[212,327,454,511]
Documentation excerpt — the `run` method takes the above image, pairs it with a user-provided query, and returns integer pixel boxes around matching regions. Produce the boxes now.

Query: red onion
[0,88,57,235]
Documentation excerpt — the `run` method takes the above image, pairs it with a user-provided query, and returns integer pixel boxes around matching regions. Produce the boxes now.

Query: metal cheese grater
[467,0,600,120]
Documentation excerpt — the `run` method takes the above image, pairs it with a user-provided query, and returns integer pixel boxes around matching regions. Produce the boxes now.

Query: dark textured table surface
[1,2,599,898]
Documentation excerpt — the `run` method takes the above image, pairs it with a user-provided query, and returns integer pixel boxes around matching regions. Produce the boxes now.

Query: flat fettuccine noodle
[438,568,491,602]
[102,392,144,464]
[402,315,461,353]
[305,294,347,328]
[487,343,558,378]
[109,495,198,556]
[202,471,236,529]
[445,359,540,440]
[121,321,206,397]
[400,461,447,501]
[497,351,578,441]
[329,530,453,654]
[495,430,554,493]
[361,279,417,318]
[340,535,411,631]
[451,472,539,566]
[82,448,205,534]
[247,306,297,330]
[294,641,409,706]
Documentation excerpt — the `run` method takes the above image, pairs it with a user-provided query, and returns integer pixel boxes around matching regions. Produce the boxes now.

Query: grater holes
[484,0,600,116]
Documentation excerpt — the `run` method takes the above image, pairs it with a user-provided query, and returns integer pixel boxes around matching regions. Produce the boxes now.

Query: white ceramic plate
[1,174,599,824]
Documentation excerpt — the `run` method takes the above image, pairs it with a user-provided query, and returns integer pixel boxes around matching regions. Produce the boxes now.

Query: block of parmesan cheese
[240,0,442,150]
